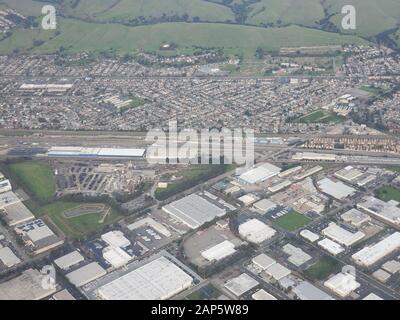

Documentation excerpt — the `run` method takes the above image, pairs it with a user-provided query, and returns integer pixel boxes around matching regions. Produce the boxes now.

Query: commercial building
[324,272,360,297]
[251,289,277,300]
[322,222,365,247]
[14,219,64,255]
[282,244,312,267]
[1,201,35,227]
[292,152,337,162]
[352,232,400,267]
[252,199,277,214]
[252,253,276,271]
[278,166,302,178]
[268,180,292,193]
[292,281,334,300]
[357,196,400,227]
[127,217,172,238]
[341,209,371,227]
[54,251,85,270]
[238,163,281,184]
[300,229,320,243]
[318,238,345,256]
[238,194,259,206]
[264,263,291,281]
[162,194,226,229]
[0,246,21,267]
[293,166,323,181]
[100,231,133,269]
[97,256,193,300]
[224,273,259,297]
[47,146,146,159]
[101,231,131,248]
[317,178,356,200]
[53,289,76,301]
[0,179,11,194]
[201,240,236,262]
[238,219,276,244]
[334,166,364,182]
[103,246,133,269]
[0,269,56,300]
[66,262,107,287]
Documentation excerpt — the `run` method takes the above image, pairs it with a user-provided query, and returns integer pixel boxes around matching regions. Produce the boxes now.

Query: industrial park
[0,0,400,311]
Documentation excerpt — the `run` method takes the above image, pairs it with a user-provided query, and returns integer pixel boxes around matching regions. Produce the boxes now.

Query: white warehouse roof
[101,231,131,248]
[0,247,21,268]
[54,250,84,270]
[252,289,277,300]
[224,273,259,297]
[238,163,281,184]
[357,196,400,226]
[201,240,236,262]
[318,238,345,256]
[239,219,276,244]
[322,222,365,247]
[162,194,226,229]
[66,262,106,287]
[324,272,360,297]
[97,256,193,300]
[317,178,356,200]
[352,232,400,267]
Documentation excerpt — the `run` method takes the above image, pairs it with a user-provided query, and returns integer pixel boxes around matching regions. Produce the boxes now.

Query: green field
[294,109,346,124]
[65,0,234,23]
[35,201,121,238]
[324,0,400,38]
[8,161,55,201]
[247,0,325,28]
[273,210,311,231]
[303,255,340,281]
[2,0,400,43]
[0,18,368,57]
[376,186,400,203]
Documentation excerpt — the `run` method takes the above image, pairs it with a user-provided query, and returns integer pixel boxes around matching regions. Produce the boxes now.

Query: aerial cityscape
[0,0,400,308]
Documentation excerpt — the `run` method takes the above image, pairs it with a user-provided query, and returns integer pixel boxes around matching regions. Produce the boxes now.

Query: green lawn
[294,109,346,124]
[376,186,400,203]
[8,161,55,201]
[303,255,340,281]
[273,210,311,231]
[0,18,368,58]
[35,201,121,238]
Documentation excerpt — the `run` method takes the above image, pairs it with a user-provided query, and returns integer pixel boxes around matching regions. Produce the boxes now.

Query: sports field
[0,18,368,57]
[8,161,55,201]
[376,186,400,203]
[303,255,340,281]
[273,210,311,231]
[35,201,121,238]
[294,109,346,124]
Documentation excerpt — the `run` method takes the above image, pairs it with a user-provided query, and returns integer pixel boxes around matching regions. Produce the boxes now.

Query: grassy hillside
[324,0,400,38]
[64,0,235,23]
[247,0,325,28]
[0,18,368,57]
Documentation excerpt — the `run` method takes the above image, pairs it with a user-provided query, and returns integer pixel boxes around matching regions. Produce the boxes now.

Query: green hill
[0,18,368,57]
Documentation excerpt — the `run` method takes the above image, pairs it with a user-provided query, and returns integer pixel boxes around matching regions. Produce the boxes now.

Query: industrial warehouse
[95,256,195,300]
[47,147,146,159]
[162,194,226,229]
